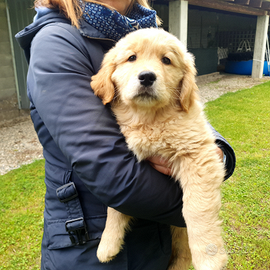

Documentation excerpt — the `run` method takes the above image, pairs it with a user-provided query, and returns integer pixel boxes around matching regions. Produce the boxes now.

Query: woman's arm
[148,139,235,181]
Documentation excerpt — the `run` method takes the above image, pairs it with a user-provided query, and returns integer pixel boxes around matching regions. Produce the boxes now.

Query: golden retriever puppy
[91,28,227,270]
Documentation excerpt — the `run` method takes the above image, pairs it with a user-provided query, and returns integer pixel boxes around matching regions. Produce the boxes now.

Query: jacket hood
[15,10,69,62]
[15,9,110,63]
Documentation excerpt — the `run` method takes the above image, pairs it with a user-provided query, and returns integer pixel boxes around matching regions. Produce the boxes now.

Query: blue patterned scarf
[78,1,157,41]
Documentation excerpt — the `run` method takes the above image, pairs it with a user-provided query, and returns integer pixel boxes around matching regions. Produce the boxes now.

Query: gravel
[0,117,43,175]
[1,73,269,175]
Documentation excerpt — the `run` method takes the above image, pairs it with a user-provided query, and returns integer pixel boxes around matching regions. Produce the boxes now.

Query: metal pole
[5,0,21,109]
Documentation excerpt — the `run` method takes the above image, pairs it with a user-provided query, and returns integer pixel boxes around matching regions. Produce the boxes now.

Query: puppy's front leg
[97,207,132,263]
[168,227,192,270]
[178,155,227,270]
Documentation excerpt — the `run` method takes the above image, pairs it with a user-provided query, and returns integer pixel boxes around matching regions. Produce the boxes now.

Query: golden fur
[91,28,227,270]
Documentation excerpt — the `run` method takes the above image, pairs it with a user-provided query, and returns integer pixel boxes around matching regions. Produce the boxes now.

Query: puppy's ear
[179,52,198,112]
[91,50,116,105]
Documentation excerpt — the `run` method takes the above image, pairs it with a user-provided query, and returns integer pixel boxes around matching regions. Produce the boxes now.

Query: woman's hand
[147,147,224,176]
[216,146,224,162]
[146,156,172,176]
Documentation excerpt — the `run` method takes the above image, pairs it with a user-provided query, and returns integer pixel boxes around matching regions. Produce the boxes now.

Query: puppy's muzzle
[138,71,156,87]
[134,71,158,101]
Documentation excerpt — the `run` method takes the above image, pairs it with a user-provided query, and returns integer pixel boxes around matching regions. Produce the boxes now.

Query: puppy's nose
[138,71,156,87]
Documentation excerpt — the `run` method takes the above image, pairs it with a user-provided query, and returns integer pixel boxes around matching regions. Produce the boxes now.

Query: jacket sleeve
[27,23,186,227]
[208,124,236,180]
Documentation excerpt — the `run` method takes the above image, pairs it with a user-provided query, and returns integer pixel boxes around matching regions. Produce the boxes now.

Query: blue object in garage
[225,60,270,76]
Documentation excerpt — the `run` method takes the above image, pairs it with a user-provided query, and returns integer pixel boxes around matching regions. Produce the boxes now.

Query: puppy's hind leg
[97,207,132,263]
[168,226,192,270]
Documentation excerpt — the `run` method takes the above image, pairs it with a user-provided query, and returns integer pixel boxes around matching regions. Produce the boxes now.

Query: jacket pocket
[43,238,129,270]
[46,216,106,250]
[42,218,129,270]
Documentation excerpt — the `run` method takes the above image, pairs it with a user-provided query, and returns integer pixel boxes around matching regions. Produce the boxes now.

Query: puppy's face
[91,28,198,112]
[111,36,186,109]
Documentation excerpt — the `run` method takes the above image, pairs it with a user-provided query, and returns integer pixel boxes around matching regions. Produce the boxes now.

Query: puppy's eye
[162,57,171,65]
[127,55,137,62]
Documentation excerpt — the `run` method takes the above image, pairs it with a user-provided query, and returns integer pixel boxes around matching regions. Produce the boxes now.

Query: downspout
[5,0,21,109]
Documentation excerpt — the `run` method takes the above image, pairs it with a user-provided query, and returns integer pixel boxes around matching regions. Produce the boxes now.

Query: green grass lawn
[0,160,45,270]
[204,81,270,269]
[0,81,269,269]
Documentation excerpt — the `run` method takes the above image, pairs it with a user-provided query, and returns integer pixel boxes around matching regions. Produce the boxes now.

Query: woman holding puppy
[16,0,235,269]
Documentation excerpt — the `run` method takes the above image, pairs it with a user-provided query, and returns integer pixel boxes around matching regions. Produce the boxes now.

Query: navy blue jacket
[16,9,235,270]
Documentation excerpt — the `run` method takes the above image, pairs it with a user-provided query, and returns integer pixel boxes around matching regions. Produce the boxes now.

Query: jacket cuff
[216,139,236,180]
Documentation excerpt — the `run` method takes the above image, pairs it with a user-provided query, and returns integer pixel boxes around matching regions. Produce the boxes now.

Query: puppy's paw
[167,257,192,270]
[97,238,122,263]
[191,245,227,270]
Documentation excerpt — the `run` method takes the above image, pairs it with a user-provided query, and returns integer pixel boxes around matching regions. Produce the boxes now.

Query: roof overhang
[157,0,270,16]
